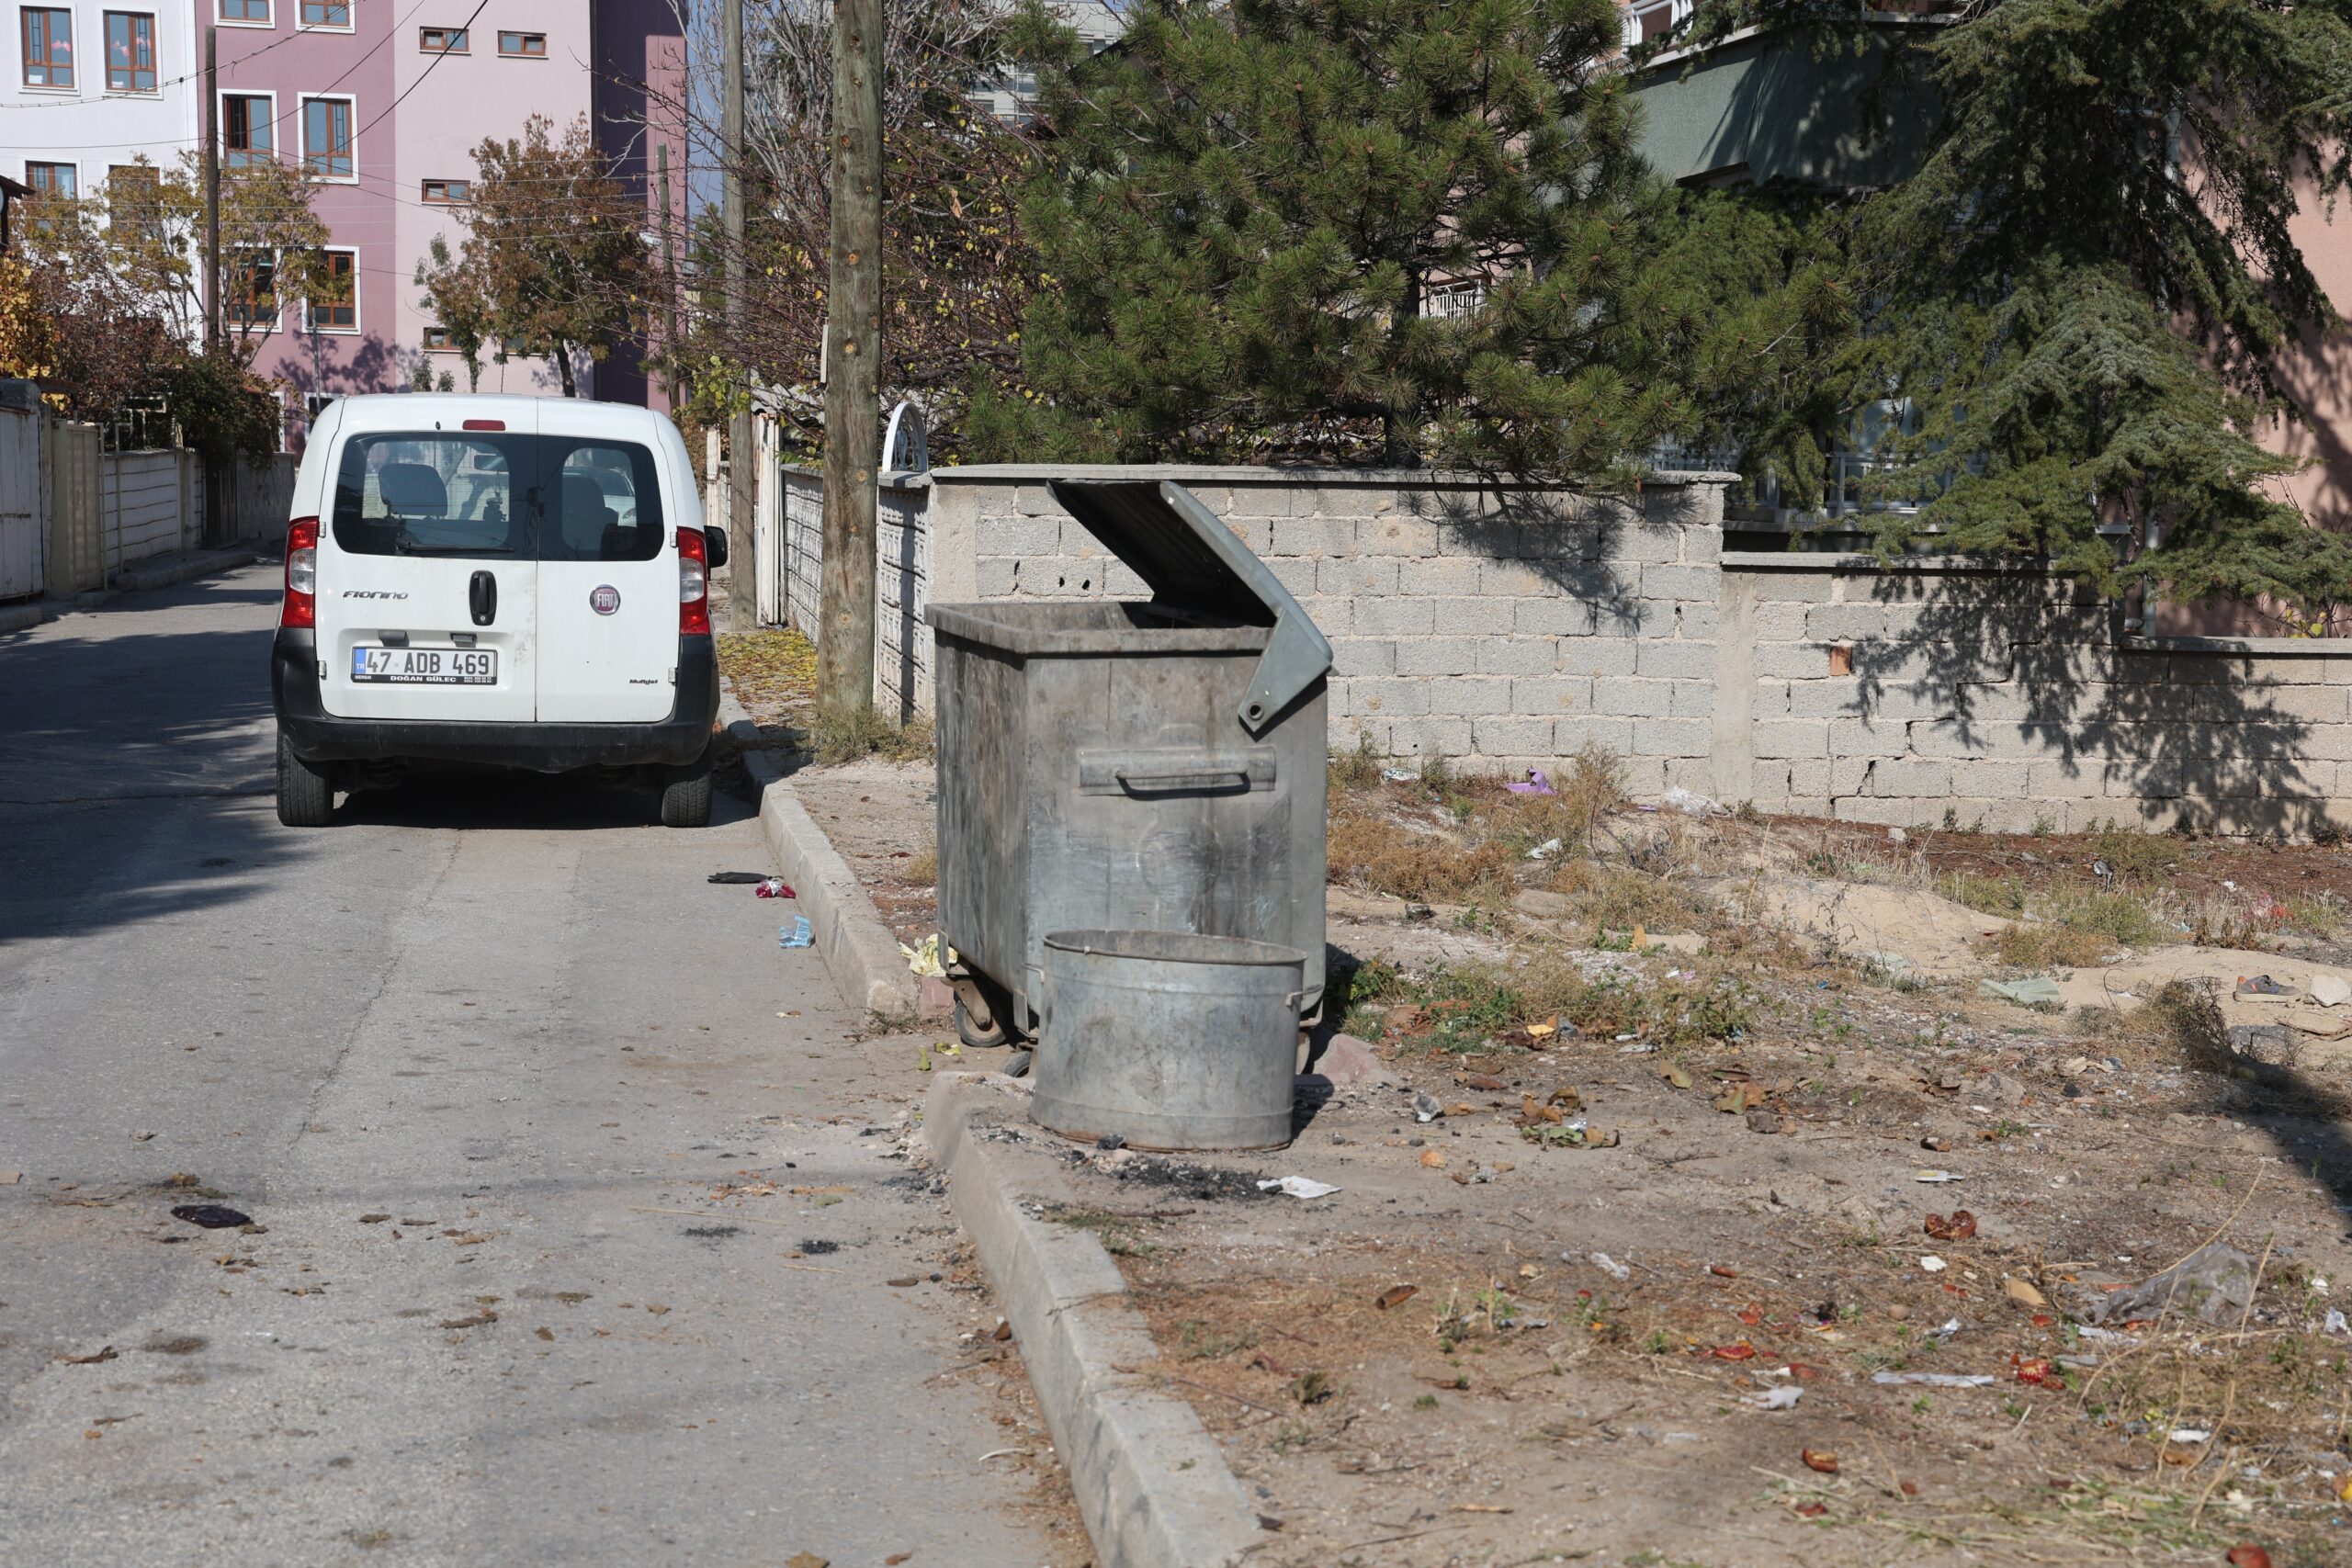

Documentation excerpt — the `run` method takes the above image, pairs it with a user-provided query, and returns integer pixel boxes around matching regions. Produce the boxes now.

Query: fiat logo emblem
[590,585,621,615]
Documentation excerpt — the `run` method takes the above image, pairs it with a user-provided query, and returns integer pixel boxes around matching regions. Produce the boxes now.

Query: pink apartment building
[198,0,683,423]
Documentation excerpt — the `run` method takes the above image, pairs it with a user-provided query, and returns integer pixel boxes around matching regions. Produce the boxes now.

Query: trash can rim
[1042,929,1309,968]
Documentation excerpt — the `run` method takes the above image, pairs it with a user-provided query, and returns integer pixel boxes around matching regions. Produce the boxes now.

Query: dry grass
[1326,813,1520,903]
[1544,859,1713,934]
[906,839,938,886]
[810,706,935,765]
[1979,921,2120,969]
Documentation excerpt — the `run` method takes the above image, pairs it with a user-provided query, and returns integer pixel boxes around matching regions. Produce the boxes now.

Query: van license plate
[351,647,498,685]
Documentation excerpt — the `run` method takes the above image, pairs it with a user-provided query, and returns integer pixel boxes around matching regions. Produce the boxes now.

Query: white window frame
[19,6,77,93]
[227,247,283,334]
[100,8,159,96]
[24,159,79,199]
[299,91,357,183]
[216,0,274,28]
[294,0,352,34]
[307,245,358,334]
[219,86,277,168]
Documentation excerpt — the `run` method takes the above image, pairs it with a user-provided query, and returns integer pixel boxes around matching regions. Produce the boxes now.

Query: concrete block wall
[1726,558,2348,837]
[765,459,2350,835]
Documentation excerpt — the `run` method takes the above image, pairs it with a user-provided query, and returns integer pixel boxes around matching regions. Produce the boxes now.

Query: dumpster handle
[1114,764,1251,793]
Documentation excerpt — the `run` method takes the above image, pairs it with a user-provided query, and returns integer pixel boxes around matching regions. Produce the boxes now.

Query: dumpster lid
[1046,479,1333,733]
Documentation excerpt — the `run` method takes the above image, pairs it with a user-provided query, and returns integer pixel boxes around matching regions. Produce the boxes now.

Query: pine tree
[983,0,1673,473]
[1668,0,2352,615]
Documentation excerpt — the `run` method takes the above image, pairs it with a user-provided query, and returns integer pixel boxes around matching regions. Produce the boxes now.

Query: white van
[269,394,726,827]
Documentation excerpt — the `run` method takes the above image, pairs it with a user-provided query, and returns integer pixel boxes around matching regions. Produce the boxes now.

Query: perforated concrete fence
[764,460,2352,835]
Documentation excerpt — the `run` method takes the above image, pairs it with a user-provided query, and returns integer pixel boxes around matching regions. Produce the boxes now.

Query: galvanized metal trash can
[1031,930,1309,1151]
[927,479,1331,1043]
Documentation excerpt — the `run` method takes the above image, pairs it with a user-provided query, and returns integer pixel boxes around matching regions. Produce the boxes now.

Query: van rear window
[332,434,527,558]
[331,434,666,561]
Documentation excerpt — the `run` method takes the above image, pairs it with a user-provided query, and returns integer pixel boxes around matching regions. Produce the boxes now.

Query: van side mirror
[704,526,729,570]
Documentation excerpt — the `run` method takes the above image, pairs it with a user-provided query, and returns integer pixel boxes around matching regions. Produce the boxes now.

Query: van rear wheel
[658,746,713,829]
[276,731,334,828]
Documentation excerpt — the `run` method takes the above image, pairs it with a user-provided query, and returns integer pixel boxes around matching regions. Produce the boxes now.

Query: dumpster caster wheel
[1003,1050,1033,1079]
[952,977,1009,1050]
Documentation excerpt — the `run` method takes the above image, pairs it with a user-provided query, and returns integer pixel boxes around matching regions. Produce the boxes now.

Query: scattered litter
[754,877,796,899]
[1588,1252,1633,1280]
[130,1130,156,1142]
[1413,1091,1444,1123]
[1506,768,1555,795]
[2089,1243,2255,1326]
[1375,1284,1419,1310]
[899,933,951,978]
[1928,1317,1963,1342]
[1800,1448,1839,1474]
[2169,1427,2213,1444]
[2233,974,2297,1001]
[1919,1256,1948,1273]
[2004,1277,2048,1308]
[1978,976,2064,1006]
[2324,1308,2347,1336]
[781,917,814,949]
[1526,838,1564,861]
[1924,1210,1976,1240]
[1521,1122,1618,1149]
[1419,1149,1447,1168]
[1750,1385,1803,1411]
[2223,1546,2271,1568]
[1915,1170,1964,1184]
[707,871,774,885]
[1380,767,1417,784]
[170,1204,252,1229]
[59,1347,118,1364]
[1662,785,1728,817]
[1404,902,1435,922]
[1257,1177,1340,1201]
[2312,974,2350,1008]
[0,1170,19,1185]
[1872,1371,1996,1388]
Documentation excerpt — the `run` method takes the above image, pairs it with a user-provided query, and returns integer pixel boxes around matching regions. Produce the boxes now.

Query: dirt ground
[718,633,2352,1564]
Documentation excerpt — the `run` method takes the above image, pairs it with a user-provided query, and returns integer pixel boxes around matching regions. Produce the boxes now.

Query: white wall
[4,4,200,213]
[102,448,201,570]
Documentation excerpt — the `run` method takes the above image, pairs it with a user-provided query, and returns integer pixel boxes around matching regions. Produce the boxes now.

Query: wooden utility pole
[203,26,220,353]
[817,0,882,717]
[658,142,682,412]
[723,0,757,633]
[203,23,226,545]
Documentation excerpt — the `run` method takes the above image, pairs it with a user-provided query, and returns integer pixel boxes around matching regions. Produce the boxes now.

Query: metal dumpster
[926,479,1331,1044]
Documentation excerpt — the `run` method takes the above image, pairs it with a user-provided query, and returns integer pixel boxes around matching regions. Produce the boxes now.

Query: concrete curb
[0,600,58,636]
[922,1073,1265,1568]
[719,690,923,1023]
[1,548,261,636]
[110,547,263,595]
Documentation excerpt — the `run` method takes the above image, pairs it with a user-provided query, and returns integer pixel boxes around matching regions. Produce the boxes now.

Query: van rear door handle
[469,570,496,626]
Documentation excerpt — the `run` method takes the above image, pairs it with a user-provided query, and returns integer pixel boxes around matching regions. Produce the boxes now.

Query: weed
[1939,872,2027,918]
[1413,1393,1438,1410]
[1330,731,1385,791]
[811,705,934,764]
[905,839,937,886]
[1287,1370,1337,1406]
[1175,1320,1259,1360]
[2087,823,2185,884]
[2280,892,2347,940]
[2031,811,2058,837]
[1328,813,1518,903]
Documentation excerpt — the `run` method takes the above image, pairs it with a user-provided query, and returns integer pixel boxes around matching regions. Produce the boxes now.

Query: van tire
[659,747,713,829]
[277,732,335,827]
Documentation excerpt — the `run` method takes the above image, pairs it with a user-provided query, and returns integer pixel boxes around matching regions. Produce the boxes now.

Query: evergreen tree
[1668,0,2352,615]
[984,0,1673,474]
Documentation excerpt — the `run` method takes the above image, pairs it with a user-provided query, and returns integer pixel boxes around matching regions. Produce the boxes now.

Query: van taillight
[678,528,710,637]
[282,517,319,628]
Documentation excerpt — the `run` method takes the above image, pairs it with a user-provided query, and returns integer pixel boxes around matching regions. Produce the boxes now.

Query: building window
[1422,279,1486,320]
[107,164,162,237]
[22,6,73,87]
[298,0,349,27]
[423,324,454,351]
[309,248,356,333]
[229,251,277,328]
[301,96,354,179]
[419,26,467,52]
[218,0,270,22]
[496,30,546,58]
[25,161,75,198]
[223,93,274,167]
[420,177,469,204]
[103,11,155,92]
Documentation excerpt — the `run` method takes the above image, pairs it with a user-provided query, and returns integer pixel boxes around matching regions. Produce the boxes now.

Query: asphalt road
[0,568,1055,1567]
